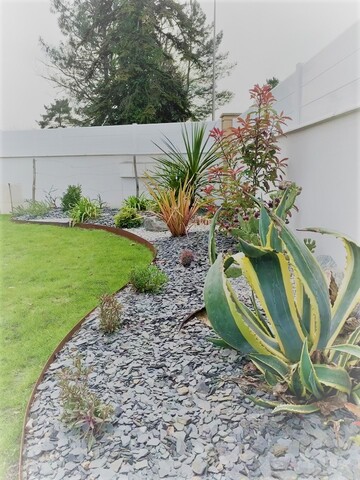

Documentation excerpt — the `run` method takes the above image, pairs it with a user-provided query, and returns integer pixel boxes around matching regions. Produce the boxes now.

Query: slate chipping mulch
[19,210,360,480]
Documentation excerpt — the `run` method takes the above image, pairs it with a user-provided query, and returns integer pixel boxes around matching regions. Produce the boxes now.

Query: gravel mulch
[19,209,360,480]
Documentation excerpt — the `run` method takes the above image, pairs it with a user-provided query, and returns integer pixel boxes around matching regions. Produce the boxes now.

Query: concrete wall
[0,121,218,213]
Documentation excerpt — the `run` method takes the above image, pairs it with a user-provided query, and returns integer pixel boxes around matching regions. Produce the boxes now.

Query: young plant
[58,355,114,448]
[12,199,52,217]
[129,265,168,293]
[203,84,292,230]
[61,185,82,212]
[146,176,200,236]
[114,207,143,228]
[70,197,101,225]
[152,123,220,203]
[99,294,123,334]
[204,189,360,413]
[123,193,151,211]
[180,249,194,267]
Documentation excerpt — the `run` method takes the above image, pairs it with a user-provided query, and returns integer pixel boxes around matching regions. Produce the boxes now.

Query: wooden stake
[8,183,14,213]
[32,158,36,201]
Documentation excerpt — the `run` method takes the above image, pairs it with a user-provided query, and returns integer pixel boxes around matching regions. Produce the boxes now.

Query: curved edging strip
[15,220,156,480]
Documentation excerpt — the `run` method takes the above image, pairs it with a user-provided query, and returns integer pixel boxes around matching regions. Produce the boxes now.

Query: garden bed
[19,211,360,480]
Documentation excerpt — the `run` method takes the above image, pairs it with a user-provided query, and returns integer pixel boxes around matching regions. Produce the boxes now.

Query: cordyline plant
[152,123,220,204]
[145,175,200,236]
[204,84,291,231]
[204,188,360,413]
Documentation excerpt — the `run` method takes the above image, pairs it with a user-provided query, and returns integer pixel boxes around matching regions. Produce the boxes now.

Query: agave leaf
[241,247,306,362]
[307,231,359,348]
[249,353,290,381]
[206,337,234,349]
[351,384,360,405]
[299,339,324,399]
[330,344,360,361]
[246,395,281,409]
[209,208,221,265]
[272,217,332,350]
[314,364,352,395]
[264,370,279,386]
[204,254,284,358]
[333,326,360,367]
[273,403,320,414]
[259,207,272,247]
[289,368,307,398]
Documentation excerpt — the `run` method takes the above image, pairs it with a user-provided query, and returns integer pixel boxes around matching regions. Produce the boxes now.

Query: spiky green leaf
[299,339,324,399]
[314,364,352,395]
[273,403,320,414]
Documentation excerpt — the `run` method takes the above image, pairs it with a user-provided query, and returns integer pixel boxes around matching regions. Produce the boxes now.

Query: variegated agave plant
[204,189,360,413]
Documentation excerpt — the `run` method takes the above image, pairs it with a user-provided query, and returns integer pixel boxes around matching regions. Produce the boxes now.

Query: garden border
[12,220,156,480]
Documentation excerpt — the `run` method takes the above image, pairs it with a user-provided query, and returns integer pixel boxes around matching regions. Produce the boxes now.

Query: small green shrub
[180,249,194,267]
[12,199,51,217]
[99,294,123,334]
[129,265,168,293]
[58,355,114,448]
[70,197,101,225]
[123,193,151,211]
[114,207,143,228]
[61,185,82,212]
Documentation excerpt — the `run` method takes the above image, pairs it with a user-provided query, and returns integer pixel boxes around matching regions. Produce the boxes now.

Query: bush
[70,197,101,224]
[123,193,151,211]
[114,207,143,228]
[129,265,168,293]
[146,176,200,236]
[99,294,123,334]
[12,199,51,217]
[61,185,82,212]
[58,355,113,448]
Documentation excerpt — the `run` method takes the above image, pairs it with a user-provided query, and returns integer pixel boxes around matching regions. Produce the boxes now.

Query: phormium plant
[61,184,82,212]
[204,189,360,414]
[58,355,114,448]
[99,294,123,334]
[129,264,168,293]
[203,84,292,231]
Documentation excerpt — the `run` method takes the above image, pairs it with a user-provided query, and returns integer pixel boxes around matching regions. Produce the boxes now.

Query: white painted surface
[0,121,218,213]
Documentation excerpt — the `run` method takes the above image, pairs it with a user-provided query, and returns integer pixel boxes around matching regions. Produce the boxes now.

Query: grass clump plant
[70,197,101,224]
[58,355,114,448]
[130,264,168,293]
[123,193,151,211]
[12,199,52,217]
[114,206,143,228]
[61,184,82,212]
[99,294,123,334]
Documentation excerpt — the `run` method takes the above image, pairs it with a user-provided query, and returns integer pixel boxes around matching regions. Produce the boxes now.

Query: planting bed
[18,211,360,480]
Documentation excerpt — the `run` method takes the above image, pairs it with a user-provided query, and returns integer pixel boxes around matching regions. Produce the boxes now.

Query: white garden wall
[0,121,218,213]
[270,21,360,267]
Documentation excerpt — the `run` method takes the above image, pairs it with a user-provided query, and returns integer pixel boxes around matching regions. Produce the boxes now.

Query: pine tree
[40,0,234,125]
[37,98,79,128]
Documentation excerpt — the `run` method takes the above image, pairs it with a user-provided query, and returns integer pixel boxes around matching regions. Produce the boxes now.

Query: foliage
[58,355,114,447]
[180,249,194,267]
[146,176,200,236]
[204,193,360,413]
[304,237,317,253]
[152,123,220,202]
[129,264,168,293]
[123,194,151,212]
[44,186,59,208]
[61,184,82,212]
[266,77,279,89]
[114,207,143,229]
[99,294,123,334]
[70,197,101,224]
[0,215,153,477]
[37,98,80,128]
[40,0,233,125]
[203,84,292,231]
[12,199,52,217]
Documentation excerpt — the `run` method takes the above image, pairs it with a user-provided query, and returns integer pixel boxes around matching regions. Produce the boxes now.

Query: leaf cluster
[58,354,114,448]
[61,184,82,212]
[99,294,123,334]
[129,264,168,294]
[12,200,52,218]
[70,197,101,225]
[114,207,143,229]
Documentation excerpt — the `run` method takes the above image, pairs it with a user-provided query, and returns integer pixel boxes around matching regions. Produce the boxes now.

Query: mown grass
[0,216,153,479]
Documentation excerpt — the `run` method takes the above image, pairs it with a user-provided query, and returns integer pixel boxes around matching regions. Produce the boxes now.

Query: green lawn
[0,216,153,479]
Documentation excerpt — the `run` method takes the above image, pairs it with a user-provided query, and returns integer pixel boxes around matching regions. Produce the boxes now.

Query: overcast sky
[0,0,359,130]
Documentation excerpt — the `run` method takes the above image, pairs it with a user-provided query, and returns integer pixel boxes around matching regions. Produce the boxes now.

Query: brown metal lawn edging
[13,219,156,480]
